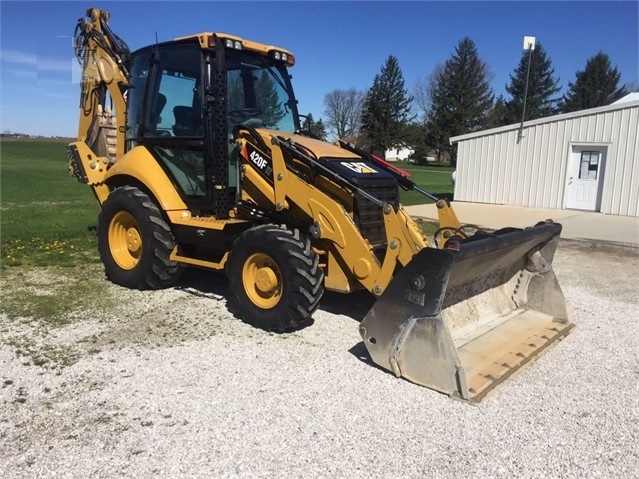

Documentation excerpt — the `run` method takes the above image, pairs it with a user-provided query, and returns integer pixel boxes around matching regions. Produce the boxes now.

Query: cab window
[148,44,203,138]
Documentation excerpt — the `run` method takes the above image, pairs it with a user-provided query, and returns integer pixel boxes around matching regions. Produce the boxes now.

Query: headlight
[224,38,242,50]
[269,49,295,66]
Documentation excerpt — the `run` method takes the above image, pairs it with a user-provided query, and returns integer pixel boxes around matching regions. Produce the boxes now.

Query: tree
[255,71,286,128]
[401,121,432,163]
[412,63,444,121]
[323,88,365,140]
[424,37,494,163]
[360,55,413,154]
[625,80,639,93]
[486,94,509,128]
[228,70,285,128]
[299,113,327,141]
[504,42,560,124]
[559,52,627,112]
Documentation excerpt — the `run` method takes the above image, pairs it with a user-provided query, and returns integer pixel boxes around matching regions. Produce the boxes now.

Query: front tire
[226,225,324,332]
[98,186,184,289]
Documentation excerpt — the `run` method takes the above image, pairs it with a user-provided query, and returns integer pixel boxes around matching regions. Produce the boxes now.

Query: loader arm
[236,132,429,296]
[237,129,573,402]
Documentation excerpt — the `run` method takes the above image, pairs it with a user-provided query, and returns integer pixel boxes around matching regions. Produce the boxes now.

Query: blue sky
[1,1,637,137]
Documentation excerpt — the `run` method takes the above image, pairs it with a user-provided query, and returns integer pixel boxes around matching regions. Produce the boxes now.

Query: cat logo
[341,162,378,174]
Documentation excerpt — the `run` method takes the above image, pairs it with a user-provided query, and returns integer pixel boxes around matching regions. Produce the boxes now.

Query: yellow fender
[104,146,187,211]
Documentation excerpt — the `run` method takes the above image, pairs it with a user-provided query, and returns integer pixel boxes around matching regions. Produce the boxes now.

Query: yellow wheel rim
[108,211,142,270]
[242,252,282,309]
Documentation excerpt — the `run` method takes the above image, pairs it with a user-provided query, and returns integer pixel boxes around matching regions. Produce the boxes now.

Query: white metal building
[450,100,639,217]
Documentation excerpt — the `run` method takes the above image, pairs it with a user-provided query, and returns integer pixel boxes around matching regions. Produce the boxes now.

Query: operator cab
[125,34,299,214]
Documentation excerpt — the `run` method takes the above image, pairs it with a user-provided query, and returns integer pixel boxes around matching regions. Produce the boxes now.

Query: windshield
[225,50,298,133]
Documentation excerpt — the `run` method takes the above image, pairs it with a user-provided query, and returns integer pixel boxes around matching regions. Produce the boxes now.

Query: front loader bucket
[359,222,574,403]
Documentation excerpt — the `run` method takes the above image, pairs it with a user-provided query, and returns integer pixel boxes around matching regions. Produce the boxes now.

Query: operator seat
[150,93,168,136]
[151,93,167,125]
[173,106,195,136]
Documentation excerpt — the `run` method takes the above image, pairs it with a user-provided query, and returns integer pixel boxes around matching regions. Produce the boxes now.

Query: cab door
[127,42,214,211]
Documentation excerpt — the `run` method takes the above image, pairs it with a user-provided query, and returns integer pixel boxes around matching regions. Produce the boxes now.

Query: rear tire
[226,225,324,332]
[98,186,184,289]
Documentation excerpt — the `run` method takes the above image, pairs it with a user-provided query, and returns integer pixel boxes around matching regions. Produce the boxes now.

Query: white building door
[565,146,606,211]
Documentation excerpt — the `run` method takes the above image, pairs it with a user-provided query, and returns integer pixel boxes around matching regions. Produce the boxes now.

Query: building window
[579,151,600,180]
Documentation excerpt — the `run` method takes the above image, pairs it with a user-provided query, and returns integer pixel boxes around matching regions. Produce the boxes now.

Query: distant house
[450,99,639,217]
[385,144,414,162]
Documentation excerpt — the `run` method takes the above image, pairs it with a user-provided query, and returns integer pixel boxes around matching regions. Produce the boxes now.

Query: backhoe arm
[74,7,129,155]
[68,7,131,203]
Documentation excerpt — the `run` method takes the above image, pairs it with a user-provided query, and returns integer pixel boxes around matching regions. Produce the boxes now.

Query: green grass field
[0,140,452,268]
[1,139,100,267]
[396,162,455,206]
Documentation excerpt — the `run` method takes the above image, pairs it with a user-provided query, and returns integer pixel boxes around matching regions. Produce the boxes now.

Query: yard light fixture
[518,36,536,143]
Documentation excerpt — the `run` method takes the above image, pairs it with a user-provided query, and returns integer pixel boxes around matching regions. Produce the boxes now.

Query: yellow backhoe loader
[68,7,573,402]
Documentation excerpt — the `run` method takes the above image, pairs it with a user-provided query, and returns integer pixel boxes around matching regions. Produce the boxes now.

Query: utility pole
[518,36,536,143]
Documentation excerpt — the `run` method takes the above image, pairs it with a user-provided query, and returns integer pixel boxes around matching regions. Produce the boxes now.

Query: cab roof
[173,32,294,57]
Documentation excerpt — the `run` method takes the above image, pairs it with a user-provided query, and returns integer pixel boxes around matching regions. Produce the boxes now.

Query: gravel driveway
[1,241,638,478]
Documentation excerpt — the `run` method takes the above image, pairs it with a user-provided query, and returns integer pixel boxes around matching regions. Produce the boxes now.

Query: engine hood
[255,129,362,160]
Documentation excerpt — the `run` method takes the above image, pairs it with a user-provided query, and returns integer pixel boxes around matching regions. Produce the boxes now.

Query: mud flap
[359,222,574,402]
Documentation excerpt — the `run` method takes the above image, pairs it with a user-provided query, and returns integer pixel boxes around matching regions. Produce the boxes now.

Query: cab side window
[125,54,151,148]
[149,45,202,137]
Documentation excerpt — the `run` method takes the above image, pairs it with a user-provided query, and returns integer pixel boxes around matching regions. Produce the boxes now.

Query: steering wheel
[228,108,263,124]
